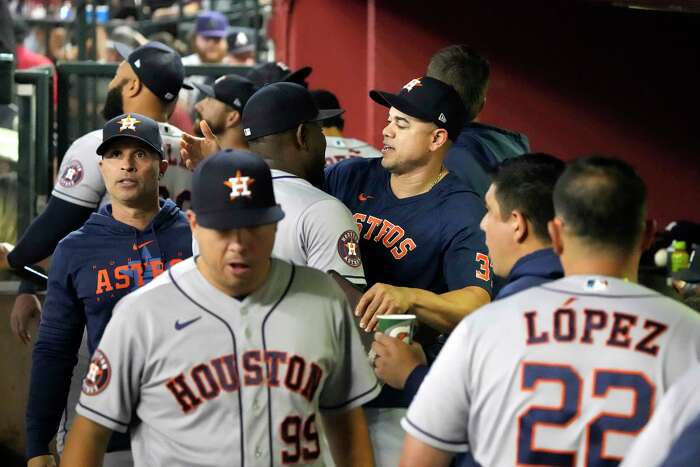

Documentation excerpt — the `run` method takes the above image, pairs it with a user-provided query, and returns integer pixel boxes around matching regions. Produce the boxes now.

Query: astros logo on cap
[403,78,422,92]
[224,170,255,200]
[118,114,141,132]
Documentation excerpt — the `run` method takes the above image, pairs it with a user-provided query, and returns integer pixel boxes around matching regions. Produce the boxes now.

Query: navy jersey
[324,157,492,296]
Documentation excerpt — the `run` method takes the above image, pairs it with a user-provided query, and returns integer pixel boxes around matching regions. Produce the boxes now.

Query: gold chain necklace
[431,165,445,189]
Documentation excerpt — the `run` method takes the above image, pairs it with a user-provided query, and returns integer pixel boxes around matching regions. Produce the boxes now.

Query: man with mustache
[191,74,256,150]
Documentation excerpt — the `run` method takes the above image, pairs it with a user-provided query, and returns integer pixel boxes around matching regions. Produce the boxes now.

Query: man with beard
[180,10,230,116]
[182,82,367,288]
[192,74,256,150]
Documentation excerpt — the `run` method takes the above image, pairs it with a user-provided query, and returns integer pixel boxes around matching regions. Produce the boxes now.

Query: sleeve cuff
[320,379,382,413]
[403,365,430,402]
[400,415,469,453]
[76,402,129,434]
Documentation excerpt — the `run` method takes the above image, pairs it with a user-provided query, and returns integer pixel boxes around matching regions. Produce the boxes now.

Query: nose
[382,122,394,139]
[120,154,137,172]
[226,228,254,253]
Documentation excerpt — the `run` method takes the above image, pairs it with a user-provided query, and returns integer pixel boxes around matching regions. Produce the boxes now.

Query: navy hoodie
[445,122,530,197]
[26,199,192,458]
[496,248,563,300]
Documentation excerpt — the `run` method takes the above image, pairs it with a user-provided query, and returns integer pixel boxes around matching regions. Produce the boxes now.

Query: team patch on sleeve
[82,350,112,396]
[337,230,362,267]
[59,160,84,188]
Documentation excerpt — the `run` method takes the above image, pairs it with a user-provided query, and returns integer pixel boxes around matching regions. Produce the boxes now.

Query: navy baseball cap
[191,150,285,229]
[195,11,229,38]
[228,27,256,54]
[193,74,257,111]
[370,76,466,141]
[96,113,164,158]
[242,82,343,140]
[114,41,193,103]
[245,62,313,88]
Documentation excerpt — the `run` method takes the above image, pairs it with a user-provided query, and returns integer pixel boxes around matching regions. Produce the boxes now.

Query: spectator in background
[192,74,256,150]
[226,26,256,66]
[180,10,230,115]
[13,19,52,69]
[427,45,530,196]
[310,89,382,167]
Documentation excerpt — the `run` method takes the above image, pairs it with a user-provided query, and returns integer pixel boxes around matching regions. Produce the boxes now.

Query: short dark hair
[492,153,565,242]
[310,89,344,130]
[427,45,490,122]
[553,156,647,252]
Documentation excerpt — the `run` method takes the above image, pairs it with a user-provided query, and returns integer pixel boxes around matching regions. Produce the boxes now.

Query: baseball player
[61,150,379,467]
[192,74,257,150]
[0,40,192,342]
[620,363,700,466]
[183,82,367,288]
[426,45,529,197]
[400,157,700,467]
[26,113,193,467]
[323,76,492,466]
[309,89,382,167]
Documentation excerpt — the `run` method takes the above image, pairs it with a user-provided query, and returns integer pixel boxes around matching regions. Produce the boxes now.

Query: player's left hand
[356,283,412,332]
[180,120,221,171]
[372,332,427,389]
[0,242,14,269]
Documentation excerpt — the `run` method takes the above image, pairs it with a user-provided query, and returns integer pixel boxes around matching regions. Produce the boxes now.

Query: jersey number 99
[517,362,654,466]
[281,414,320,463]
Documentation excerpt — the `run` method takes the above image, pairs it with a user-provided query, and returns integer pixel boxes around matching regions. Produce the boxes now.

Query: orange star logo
[224,170,255,200]
[118,114,141,131]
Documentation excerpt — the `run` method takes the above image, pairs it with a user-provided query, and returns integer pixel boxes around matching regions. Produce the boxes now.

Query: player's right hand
[0,242,14,269]
[27,454,57,467]
[180,120,222,171]
[11,293,41,345]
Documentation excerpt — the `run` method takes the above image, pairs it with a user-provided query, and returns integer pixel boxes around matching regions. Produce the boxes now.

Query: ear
[124,77,142,99]
[640,219,657,252]
[159,159,169,178]
[295,123,307,150]
[226,110,241,129]
[428,128,449,152]
[512,210,529,244]
[548,217,565,256]
[186,209,198,230]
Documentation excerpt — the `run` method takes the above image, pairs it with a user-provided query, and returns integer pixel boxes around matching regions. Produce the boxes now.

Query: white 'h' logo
[225,170,255,200]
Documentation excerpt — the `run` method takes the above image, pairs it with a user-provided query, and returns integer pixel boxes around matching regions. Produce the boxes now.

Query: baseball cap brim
[283,66,312,85]
[312,108,345,122]
[230,45,255,54]
[192,82,216,99]
[369,90,433,124]
[114,41,193,90]
[196,205,285,230]
[96,134,164,159]
[199,30,228,38]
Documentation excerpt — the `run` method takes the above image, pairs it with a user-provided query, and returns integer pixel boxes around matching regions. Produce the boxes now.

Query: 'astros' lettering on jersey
[52,121,191,209]
[76,258,380,467]
[403,276,700,467]
[324,157,491,295]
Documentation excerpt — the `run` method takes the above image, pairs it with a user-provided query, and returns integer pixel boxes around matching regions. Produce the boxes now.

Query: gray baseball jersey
[76,257,380,466]
[52,121,191,209]
[621,363,700,467]
[324,136,381,167]
[403,276,700,467]
[270,169,366,286]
